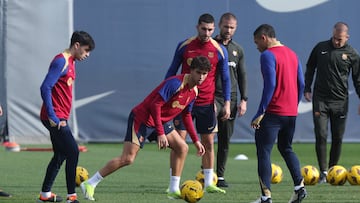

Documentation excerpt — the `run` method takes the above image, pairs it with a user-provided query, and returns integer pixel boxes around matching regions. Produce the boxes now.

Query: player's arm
[251,51,276,128]
[165,42,185,79]
[182,102,205,156]
[297,57,305,103]
[218,45,231,119]
[236,46,248,116]
[40,57,67,126]
[304,44,318,101]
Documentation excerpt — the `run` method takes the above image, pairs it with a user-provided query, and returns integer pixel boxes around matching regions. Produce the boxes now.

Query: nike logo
[321,51,328,54]
[256,0,329,12]
[75,90,116,108]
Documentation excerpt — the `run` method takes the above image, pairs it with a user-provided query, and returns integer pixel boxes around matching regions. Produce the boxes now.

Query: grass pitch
[1,143,360,203]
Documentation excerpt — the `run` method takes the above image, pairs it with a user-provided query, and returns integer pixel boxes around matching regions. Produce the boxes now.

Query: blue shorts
[174,104,216,134]
[124,112,174,148]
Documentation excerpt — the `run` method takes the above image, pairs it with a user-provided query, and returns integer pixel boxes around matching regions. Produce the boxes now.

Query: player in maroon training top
[38,31,95,203]
[80,56,210,201]
[165,13,230,194]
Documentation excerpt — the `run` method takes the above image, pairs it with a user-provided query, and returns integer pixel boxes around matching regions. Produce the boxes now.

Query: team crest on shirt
[232,50,238,56]
[208,52,214,58]
[172,101,186,110]
[187,58,193,66]
[342,53,348,60]
[67,77,73,86]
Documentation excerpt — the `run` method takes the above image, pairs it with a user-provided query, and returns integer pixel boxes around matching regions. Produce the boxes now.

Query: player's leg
[195,105,225,193]
[313,99,329,182]
[254,114,279,202]
[328,100,347,168]
[81,112,141,201]
[38,120,66,203]
[278,117,307,203]
[58,123,80,202]
[167,129,189,198]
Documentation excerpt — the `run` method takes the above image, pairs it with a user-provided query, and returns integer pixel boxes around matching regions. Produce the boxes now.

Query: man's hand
[304,92,312,102]
[251,114,264,129]
[220,100,231,121]
[194,141,205,156]
[237,100,247,116]
[157,134,169,150]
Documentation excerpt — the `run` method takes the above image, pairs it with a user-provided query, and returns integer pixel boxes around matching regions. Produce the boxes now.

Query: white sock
[40,191,51,198]
[169,176,180,193]
[294,185,304,191]
[168,168,172,189]
[203,169,213,188]
[67,193,76,197]
[262,196,271,201]
[87,171,103,187]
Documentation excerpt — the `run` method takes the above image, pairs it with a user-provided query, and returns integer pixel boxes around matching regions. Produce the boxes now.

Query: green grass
[1,143,360,203]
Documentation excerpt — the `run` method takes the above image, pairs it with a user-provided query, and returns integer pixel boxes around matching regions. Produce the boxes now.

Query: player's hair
[70,31,95,51]
[190,55,211,72]
[219,12,237,24]
[253,24,276,38]
[198,13,215,25]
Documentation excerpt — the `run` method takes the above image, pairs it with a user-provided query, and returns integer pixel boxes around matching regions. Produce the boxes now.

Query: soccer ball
[180,180,204,203]
[326,165,347,185]
[75,166,89,186]
[301,165,320,185]
[271,163,283,184]
[347,165,360,185]
[195,170,218,187]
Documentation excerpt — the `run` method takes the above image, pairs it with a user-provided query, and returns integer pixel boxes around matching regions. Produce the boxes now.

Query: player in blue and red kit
[38,31,95,203]
[80,56,210,201]
[165,13,230,194]
[250,24,306,203]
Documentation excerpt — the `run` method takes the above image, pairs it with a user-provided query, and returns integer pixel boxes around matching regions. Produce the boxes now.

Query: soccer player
[250,24,306,203]
[0,105,11,198]
[38,31,95,203]
[165,13,230,194]
[214,12,247,187]
[304,22,360,183]
[80,56,209,201]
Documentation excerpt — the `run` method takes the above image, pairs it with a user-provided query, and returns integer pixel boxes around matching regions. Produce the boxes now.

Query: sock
[262,195,271,201]
[169,176,180,193]
[203,169,213,188]
[40,191,51,198]
[67,193,76,198]
[218,177,224,181]
[87,171,103,187]
[168,168,172,189]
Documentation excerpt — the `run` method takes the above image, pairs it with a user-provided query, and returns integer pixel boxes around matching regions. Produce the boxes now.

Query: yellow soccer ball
[75,166,89,186]
[271,163,283,184]
[301,165,320,185]
[326,165,347,185]
[347,165,360,185]
[195,170,218,187]
[180,180,204,203]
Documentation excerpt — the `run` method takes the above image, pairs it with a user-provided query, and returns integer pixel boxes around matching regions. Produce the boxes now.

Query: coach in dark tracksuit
[304,22,360,183]
[214,13,247,187]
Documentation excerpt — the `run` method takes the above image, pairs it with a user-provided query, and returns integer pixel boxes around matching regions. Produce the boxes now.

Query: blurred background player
[251,24,306,203]
[165,13,231,194]
[80,56,209,201]
[38,31,95,203]
[214,12,247,187]
[304,22,360,183]
[0,104,11,198]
